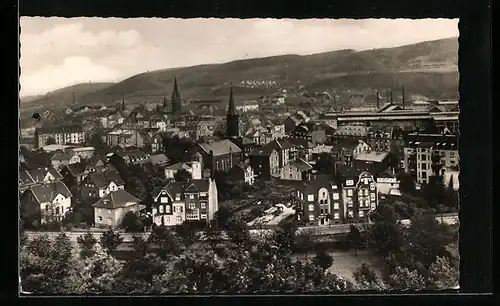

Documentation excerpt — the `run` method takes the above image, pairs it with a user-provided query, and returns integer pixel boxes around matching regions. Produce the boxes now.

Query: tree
[46,136,56,145]
[353,263,378,284]
[175,221,200,246]
[226,216,251,246]
[398,172,416,194]
[132,234,150,258]
[346,225,363,256]
[443,175,459,209]
[214,206,232,229]
[313,250,333,270]
[387,266,426,290]
[99,228,123,254]
[122,211,144,232]
[428,256,459,289]
[273,221,297,256]
[174,169,192,182]
[76,232,98,259]
[148,225,183,258]
[295,227,317,260]
[204,223,224,250]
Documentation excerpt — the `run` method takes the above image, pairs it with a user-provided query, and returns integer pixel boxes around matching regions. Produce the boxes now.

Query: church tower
[226,86,239,139]
[171,77,182,116]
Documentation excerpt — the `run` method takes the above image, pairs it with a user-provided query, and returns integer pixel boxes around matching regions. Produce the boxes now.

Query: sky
[20,18,459,97]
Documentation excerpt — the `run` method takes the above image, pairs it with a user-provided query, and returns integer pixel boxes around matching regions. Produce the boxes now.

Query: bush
[313,250,334,270]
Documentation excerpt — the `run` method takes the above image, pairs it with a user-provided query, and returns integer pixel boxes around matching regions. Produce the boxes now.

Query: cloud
[20,56,120,96]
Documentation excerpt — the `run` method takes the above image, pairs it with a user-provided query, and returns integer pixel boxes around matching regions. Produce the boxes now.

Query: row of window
[308,202,340,211]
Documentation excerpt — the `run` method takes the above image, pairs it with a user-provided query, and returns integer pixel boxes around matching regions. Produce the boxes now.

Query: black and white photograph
[19,17,461,295]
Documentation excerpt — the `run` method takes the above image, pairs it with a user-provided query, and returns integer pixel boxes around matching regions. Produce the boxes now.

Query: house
[50,151,81,170]
[353,151,391,175]
[195,120,217,140]
[283,114,304,135]
[92,190,145,229]
[80,169,125,199]
[70,146,95,159]
[337,166,379,222]
[228,162,256,185]
[293,178,342,226]
[19,166,63,193]
[402,133,459,184]
[117,149,151,165]
[150,154,169,167]
[34,124,86,148]
[149,132,163,153]
[280,159,313,181]
[195,139,243,173]
[20,181,73,224]
[332,138,371,164]
[59,163,93,185]
[248,147,280,180]
[106,129,147,148]
[332,124,369,140]
[235,100,259,112]
[291,122,327,144]
[311,144,334,161]
[288,138,315,162]
[376,170,400,195]
[151,167,218,227]
[263,139,297,169]
[164,161,194,180]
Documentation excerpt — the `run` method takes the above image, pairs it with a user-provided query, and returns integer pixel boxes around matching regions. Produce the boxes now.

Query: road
[24,214,458,242]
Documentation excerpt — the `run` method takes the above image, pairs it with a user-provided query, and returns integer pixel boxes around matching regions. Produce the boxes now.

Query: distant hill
[21,37,458,115]
[20,82,115,116]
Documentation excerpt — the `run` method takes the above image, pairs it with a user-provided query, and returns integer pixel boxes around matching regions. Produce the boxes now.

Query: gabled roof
[333,125,369,137]
[64,163,88,177]
[297,177,338,194]
[51,152,76,162]
[92,189,140,209]
[87,170,125,188]
[355,151,389,163]
[184,179,210,193]
[28,181,72,204]
[288,138,315,149]
[198,139,242,156]
[20,167,63,185]
[165,161,191,171]
[150,154,169,165]
[288,159,313,172]
[333,138,361,151]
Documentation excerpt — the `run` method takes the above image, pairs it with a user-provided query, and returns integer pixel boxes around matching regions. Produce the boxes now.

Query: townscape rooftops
[150,154,169,166]
[311,144,333,155]
[88,169,125,188]
[198,139,242,156]
[288,138,315,149]
[64,162,88,177]
[92,189,141,209]
[28,181,72,204]
[50,151,76,161]
[354,151,389,163]
[165,161,191,171]
[333,125,369,137]
[19,167,63,186]
[37,124,83,134]
[289,159,313,172]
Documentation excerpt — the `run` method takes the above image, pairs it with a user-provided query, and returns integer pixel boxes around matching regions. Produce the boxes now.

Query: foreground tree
[148,225,184,259]
[312,250,333,270]
[132,234,150,258]
[427,256,459,289]
[386,266,426,290]
[226,216,251,246]
[76,232,98,259]
[100,229,123,254]
[346,225,363,256]
[122,211,144,233]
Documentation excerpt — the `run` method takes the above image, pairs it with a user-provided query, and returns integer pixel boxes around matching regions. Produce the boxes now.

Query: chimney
[376,91,380,110]
[401,85,405,109]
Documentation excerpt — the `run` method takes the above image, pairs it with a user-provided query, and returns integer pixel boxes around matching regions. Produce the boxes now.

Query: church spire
[171,77,182,116]
[227,85,237,116]
[171,77,181,101]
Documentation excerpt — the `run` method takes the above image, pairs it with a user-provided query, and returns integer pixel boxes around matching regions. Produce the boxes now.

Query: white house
[92,189,144,229]
[70,146,95,159]
[20,181,73,224]
[376,171,401,195]
[50,152,81,170]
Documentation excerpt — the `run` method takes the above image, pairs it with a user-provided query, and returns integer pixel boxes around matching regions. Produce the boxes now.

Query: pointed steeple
[171,77,181,101]
[227,85,237,116]
[121,97,126,112]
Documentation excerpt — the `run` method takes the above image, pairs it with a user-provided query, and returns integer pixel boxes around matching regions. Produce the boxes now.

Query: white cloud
[20,56,120,96]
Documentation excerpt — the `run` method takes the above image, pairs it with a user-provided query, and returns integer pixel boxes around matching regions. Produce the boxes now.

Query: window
[201,202,206,209]
[422,172,427,179]
[189,194,195,199]
[200,192,207,197]
[333,193,339,200]
[189,203,196,209]
[333,203,339,210]
[370,193,376,201]
[307,194,314,201]
[308,204,314,212]
[175,195,181,201]
[200,214,207,219]
[450,152,455,158]
[165,217,170,223]
[421,154,427,161]
[364,178,369,185]
[422,163,427,170]
[176,216,182,222]
[309,215,315,221]
[159,206,164,213]
[348,211,354,218]
[160,197,169,203]
[370,183,375,190]
[358,191,363,197]
[364,189,369,196]
[347,189,353,197]
[334,213,340,220]
[165,205,171,213]
[98,216,103,221]
[348,200,353,208]
[359,211,365,218]
[346,179,354,186]
[55,207,60,214]
[175,206,183,213]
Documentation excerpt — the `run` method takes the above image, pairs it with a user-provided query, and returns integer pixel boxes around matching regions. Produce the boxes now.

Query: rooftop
[354,151,389,163]
[198,139,242,156]
[92,189,141,209]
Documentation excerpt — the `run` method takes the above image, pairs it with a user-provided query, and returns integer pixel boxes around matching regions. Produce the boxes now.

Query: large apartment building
[151,161,218,227]
[402,133,459,184]
[35,125,85,148]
